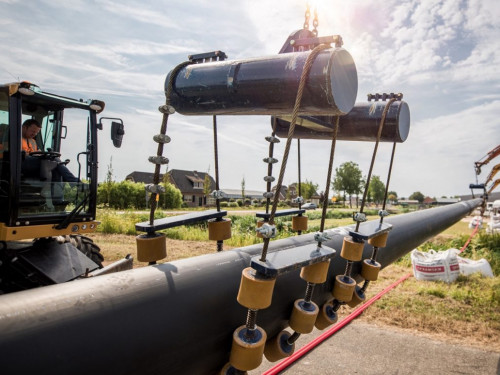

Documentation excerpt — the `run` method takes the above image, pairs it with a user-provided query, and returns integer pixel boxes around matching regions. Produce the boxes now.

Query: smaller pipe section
[273,100,410,143]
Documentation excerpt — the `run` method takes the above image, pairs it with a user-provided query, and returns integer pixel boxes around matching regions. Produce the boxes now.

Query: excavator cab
[0,82,127,293]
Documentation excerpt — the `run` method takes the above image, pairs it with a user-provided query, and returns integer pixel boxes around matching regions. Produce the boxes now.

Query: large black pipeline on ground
[273,100,410,143]
[166,48,357,116]
[0,199,481,375]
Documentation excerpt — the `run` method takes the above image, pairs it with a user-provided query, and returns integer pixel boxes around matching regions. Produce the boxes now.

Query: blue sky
[1,0,499,198]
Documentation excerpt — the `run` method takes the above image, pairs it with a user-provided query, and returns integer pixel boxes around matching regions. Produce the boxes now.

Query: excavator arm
[488,178,500,194]
[485,163,500,185]
[475,144,500,175]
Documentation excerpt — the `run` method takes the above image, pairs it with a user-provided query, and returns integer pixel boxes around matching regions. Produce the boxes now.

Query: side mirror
[111,121,125,148]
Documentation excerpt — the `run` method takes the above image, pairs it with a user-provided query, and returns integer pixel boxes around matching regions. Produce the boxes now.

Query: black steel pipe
[273,100,410,142]
[166,48,357,116]
[0,199,481,375]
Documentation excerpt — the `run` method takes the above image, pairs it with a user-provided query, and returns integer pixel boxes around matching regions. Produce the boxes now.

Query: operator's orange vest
[22,137,38,153]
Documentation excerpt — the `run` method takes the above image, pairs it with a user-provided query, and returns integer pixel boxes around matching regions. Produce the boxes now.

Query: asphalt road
[250,322,500,375]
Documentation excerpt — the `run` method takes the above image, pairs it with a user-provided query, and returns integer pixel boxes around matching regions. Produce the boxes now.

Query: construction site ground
[250,321,500,375]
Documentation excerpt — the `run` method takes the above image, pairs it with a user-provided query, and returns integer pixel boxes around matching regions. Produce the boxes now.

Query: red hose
[262,273,411,375]
[263,220,481,375]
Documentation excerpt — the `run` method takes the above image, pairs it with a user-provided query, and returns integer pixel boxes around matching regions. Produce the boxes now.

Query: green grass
[95,208,371,247]
[381,227,500,346]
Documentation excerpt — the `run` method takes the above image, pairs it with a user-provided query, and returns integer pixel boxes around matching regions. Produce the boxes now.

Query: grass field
[89,209,500,352]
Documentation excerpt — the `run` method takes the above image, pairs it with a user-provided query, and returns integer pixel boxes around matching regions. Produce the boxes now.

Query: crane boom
[485,163,500,185]
[488,178,500,194]
[475,144,500,175]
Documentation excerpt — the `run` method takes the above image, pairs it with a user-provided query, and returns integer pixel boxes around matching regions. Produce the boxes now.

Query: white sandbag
[411,249,460,283]
[468,216,483,229]
[448,249,495,278]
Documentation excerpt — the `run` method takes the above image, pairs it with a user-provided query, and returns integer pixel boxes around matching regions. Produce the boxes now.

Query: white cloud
[1,0,499,200]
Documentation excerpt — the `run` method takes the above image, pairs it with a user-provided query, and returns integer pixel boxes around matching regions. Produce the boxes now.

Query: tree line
[98,160,429,210]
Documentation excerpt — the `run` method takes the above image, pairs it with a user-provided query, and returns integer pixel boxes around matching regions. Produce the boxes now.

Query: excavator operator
[21,119,79,184]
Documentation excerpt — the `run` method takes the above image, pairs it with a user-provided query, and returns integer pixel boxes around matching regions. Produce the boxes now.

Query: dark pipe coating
[166,48,358,116]
[0,199,481,375]
[274,100,410,143]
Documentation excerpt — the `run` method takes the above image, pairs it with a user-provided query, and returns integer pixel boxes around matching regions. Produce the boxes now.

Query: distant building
[219,189,265,201]
[434,197,460,205]
[398,199,419,206]
[126,169,216,207]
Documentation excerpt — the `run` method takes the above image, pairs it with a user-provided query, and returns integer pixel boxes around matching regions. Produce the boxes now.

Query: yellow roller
[289,299,319,334]
[136,233,167,263]
[347,286,366,308]
[219,363,248,375]
[208,218,232,241]
[237,267,276,309]
[340,236,364,261]
[264,330,295,362]
[368,232,388,247]
[300,260,330,284]
[361,259,381,281]
[292,215,308,231]
[315,301,338,330]
[332,275,355,302]
[230,325,267,371]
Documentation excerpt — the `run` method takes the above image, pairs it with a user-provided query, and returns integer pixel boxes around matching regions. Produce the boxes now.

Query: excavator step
[250,244,336,277]
[256,208,305,220]
[136,209,228,233]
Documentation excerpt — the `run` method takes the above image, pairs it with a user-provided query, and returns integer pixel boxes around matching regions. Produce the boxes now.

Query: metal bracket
[188,50,227,63]
[256,223,277,239]
[290,35,343,50]
[367,93,403,102]
[145,184,166,194]
[349,221,393,242]
[251,244,336,277]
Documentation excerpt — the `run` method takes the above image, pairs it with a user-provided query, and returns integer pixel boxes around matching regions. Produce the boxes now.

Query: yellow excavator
[0,81,131,294]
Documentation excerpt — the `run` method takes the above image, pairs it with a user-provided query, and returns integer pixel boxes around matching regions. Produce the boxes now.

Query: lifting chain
[303,3,319,36]
[303,3,310,30]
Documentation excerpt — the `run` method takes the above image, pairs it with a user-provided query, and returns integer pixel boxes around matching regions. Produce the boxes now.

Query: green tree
[388,191,398,203]
[368,175,386,205]
[300,180,318,200]
[241,177,246,200]
[332,161,363,208]
[409,191,425,203]
[162,173,182,209]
